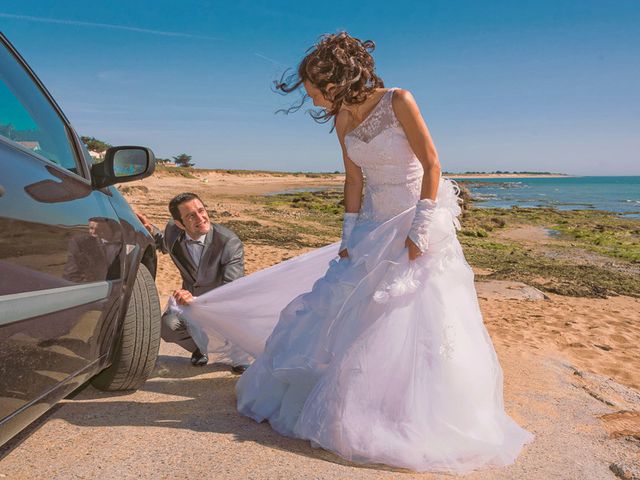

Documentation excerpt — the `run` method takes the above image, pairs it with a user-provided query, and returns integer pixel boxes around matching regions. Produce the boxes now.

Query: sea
[449,176,640,218]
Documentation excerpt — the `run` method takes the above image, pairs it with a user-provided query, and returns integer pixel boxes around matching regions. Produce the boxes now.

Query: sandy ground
[1,171,638,479]
[138,169,345,196]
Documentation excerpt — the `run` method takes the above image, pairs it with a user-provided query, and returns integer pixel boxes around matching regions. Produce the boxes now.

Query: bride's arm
[336,111,363,213]
[392,89,442,260]
[392,89,441,200]
[335,111,364,257]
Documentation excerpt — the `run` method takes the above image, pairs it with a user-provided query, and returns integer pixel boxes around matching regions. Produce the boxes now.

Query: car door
[0,34,124,425]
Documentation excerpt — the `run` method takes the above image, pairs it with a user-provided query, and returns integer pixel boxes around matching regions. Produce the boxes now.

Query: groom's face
[175,198,211,238]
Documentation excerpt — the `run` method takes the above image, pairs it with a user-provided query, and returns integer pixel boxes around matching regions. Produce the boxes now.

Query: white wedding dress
[173,89,533,473]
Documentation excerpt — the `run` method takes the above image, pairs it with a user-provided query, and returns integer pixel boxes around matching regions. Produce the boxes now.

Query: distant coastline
[156,165,572,179]
[446,172,572,179]
[448,175,640,217]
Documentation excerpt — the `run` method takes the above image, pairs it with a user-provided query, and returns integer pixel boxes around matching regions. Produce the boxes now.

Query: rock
[569,366,640,411]
[610,461,640,480]
[475,280,548,301]
[472,266,495,276]
[118,185,149,195]
[595,344,613,351]
[600,411,640,439]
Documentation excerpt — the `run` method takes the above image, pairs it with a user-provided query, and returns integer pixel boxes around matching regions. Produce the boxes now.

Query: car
[0,32,162,447]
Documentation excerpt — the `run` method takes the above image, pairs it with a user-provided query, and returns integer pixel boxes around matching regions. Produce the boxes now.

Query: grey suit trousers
[161,311,198,353]
[161,309,252,366]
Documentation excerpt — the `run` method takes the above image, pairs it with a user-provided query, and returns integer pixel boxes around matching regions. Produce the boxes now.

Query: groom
[136,192,248,373]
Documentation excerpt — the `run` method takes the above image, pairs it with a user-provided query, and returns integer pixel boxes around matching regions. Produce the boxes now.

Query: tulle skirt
[172,179,533,473]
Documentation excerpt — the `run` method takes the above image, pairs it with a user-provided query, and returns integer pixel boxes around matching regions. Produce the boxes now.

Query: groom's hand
[338,249,349,258]
[134,210,153,234]
[173,289,194,305]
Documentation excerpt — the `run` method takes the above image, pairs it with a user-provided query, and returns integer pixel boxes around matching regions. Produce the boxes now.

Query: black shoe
[230,364,249,375]
[191,349,208,366]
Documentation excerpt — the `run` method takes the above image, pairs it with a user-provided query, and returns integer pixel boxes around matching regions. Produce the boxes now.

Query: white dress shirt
[185,233,206,267]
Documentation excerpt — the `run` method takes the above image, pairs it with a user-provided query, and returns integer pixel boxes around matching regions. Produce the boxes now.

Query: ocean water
[451,176,640,218]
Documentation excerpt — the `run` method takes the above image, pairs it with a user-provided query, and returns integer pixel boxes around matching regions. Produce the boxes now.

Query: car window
[0,42,80,175]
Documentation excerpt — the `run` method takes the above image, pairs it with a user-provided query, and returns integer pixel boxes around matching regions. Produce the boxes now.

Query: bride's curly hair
[275,32,384,125]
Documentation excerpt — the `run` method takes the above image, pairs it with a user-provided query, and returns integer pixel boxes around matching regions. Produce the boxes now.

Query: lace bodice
[344,88,424,222]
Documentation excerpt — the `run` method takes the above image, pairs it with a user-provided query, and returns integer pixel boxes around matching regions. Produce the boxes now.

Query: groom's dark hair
[169,192,205,221]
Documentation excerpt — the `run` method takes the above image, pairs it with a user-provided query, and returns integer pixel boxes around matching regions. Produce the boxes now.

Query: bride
[173,32,533,473]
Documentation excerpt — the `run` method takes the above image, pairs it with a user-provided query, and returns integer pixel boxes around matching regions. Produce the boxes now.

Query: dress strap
[384,88,399,114]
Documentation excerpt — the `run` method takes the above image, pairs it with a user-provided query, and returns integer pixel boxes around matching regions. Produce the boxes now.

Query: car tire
[92,263,161,391]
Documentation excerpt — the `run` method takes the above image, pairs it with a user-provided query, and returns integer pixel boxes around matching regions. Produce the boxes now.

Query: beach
[1,169,638,479]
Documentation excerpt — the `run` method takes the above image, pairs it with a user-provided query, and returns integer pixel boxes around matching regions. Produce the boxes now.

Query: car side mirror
[91,146,156,189]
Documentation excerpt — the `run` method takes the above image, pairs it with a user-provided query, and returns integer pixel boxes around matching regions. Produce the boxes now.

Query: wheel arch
[141,244,157,279]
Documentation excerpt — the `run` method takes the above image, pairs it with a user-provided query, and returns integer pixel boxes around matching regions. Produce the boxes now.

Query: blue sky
[1,0,639,175]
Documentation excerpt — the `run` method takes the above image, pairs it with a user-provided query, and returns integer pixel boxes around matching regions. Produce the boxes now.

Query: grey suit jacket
[153,220,244,296]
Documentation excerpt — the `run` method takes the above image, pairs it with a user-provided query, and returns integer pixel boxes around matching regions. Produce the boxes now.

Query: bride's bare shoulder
[335,109,355,138]
[392,88,418,107]
[391,88,422,119]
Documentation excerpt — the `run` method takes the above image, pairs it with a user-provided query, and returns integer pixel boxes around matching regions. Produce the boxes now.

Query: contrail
[254,52,286,67]
[0,12,217,40]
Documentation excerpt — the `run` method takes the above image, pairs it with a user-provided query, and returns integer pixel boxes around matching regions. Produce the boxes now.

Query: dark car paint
[0,34,157,446]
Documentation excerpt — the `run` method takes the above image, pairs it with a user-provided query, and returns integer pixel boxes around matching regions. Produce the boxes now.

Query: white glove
[407,198,438,253]
[339,213,358,254]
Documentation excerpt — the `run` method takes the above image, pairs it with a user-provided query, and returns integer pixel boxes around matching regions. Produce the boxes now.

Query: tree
[173,153,195,168]
[81,136,111,153]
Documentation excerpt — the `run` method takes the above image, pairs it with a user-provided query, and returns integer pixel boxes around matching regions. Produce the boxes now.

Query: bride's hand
[339,249,349,258]
[405,237,423,261]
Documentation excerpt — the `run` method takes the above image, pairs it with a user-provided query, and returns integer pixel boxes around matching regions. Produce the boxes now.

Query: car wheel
[92,263,161,391]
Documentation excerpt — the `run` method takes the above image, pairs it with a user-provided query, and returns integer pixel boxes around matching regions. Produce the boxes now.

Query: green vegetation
[219,219,331,249]
[155,164,197,178]
[239,188,639,298]
[552,217,640,263]
[81,136,111,152]
[198,168,342,177]
[261,190,345,217]
[219,190,344,249]
[461,235,639,298]
[136,162,636,298]
[173,153,195,168]
[460,206,640,263]
[458,206,640,298]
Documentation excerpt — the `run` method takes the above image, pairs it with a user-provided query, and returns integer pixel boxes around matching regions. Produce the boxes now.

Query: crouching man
[137,192,249,374]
